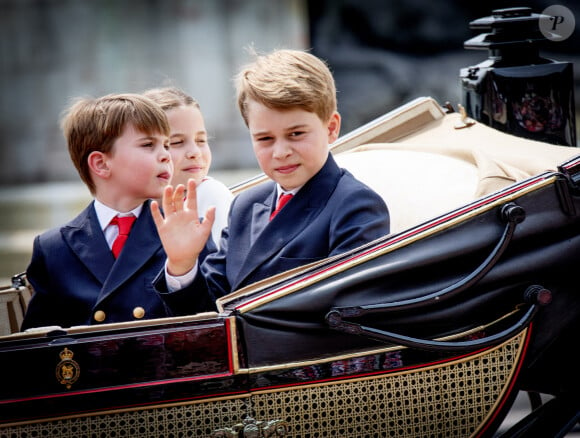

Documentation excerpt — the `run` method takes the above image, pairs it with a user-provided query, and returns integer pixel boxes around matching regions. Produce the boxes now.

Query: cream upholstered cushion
[335,112,579,233]
[335,148,478,233]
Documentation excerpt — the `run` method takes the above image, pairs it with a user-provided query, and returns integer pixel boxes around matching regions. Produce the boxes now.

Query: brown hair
[235,48,337,126]
[143,86,200,112]
[61,93,170,194]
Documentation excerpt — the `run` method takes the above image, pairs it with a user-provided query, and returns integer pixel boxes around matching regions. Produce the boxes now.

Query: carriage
[1,96,579,437]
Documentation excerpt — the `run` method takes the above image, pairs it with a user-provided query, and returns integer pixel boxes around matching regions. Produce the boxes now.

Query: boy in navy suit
[151,49,390,313]
[22,93,213,330]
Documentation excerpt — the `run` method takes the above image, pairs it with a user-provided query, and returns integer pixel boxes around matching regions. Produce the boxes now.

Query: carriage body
[1,98,579,437]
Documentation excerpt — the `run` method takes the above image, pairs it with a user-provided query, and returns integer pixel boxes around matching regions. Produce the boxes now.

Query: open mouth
[157,171,171,181]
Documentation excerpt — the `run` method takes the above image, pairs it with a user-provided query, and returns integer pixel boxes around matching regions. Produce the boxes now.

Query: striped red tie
[270,193,294,220]
[110,215,136,258]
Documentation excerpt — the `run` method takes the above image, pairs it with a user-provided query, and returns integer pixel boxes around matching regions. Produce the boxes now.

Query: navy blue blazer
[158,154,391,314]
[21,200,215,330]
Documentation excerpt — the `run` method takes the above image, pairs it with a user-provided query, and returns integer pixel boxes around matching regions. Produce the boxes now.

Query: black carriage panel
[233,176,580,374]
[0,316,246,424]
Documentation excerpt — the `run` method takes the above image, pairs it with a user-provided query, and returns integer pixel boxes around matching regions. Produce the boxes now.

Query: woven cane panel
[0,332,523,438]
[0,397,249,438]
[250,333,523,438]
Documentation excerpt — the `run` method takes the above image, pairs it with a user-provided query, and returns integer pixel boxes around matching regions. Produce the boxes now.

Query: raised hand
[151,179,215,276]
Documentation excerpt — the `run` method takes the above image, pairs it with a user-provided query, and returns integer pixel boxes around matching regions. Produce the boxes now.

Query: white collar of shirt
[275,184,302,199]
[94,199,143,231]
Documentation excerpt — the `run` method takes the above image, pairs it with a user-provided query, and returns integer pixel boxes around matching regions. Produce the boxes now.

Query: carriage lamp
[460,7,577,147]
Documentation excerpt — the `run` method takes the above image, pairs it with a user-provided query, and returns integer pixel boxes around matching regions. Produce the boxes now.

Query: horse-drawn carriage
[1,97,579,437]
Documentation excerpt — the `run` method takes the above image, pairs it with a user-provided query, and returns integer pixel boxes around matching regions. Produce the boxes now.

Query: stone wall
[1,0,578,187]
[0,0,308,185]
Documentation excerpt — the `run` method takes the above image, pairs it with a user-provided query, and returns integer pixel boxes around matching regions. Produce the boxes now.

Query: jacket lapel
[232,154,342,289]
[62,202,114,286]
[249,191,275,245]
[99,201,162,300]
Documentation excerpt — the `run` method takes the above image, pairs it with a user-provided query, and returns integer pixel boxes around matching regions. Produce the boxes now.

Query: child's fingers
[150,200,164,228]
[203,206,216,230]
[173,184,186,212]
[161,185,175,214]
[185,179,198,212]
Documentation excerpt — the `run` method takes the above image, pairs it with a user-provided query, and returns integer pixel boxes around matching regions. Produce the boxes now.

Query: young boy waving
[152,49,390,313]
[22,93,214,330]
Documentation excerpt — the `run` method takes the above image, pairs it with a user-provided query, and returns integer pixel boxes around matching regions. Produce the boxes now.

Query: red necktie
[110,215,136,258]
[270,193,294,220]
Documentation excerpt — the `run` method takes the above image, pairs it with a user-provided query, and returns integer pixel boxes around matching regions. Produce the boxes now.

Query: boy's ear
[327,112,341,143]
[88,151,111,178]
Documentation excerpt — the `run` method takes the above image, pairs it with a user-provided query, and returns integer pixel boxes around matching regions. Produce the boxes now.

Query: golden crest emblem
[55,347,80,389]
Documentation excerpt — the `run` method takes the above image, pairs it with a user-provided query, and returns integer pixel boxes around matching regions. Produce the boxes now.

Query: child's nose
[186,145,199,159]
[272,140,291,158]
[160,148,171,162]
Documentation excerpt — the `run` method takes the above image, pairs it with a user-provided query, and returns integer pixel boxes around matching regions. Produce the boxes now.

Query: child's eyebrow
[286,124,308,131]
[252,124,308,137]
[138,134,165,141]
[251,129,272,137]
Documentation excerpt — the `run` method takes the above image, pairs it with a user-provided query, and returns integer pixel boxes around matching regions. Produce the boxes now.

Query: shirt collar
[94,199,143,231]
[276,184,302,198]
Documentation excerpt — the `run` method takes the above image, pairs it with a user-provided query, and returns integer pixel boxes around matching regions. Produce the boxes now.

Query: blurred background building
[0,0,579,279]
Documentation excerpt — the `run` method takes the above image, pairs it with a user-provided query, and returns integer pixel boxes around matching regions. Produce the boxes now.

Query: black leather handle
[328,202,526,319]
[324,203,554,352]
[326,285,551,351]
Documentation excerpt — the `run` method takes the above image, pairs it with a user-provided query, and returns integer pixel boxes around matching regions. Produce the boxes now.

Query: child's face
[247,99,340,191]
[106,123,172,202]
[165,105,212,187]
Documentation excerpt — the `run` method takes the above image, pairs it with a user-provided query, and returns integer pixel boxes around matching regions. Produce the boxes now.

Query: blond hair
[143,86,200,112]
[235,49,337,126]
[61,93,170,194]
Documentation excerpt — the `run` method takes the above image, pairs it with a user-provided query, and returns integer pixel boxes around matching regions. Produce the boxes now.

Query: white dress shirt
[94,199,143,250]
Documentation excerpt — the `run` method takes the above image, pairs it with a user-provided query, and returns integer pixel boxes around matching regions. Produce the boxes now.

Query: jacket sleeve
[21,235,63,330]
[328,182,391,257]
[153,238,222,315]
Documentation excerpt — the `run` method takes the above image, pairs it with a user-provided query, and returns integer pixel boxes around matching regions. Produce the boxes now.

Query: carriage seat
[336,144,499,234]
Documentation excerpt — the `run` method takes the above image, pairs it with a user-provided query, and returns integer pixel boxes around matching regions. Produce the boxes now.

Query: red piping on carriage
[250,345,495,393]
[0,370,237,406]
